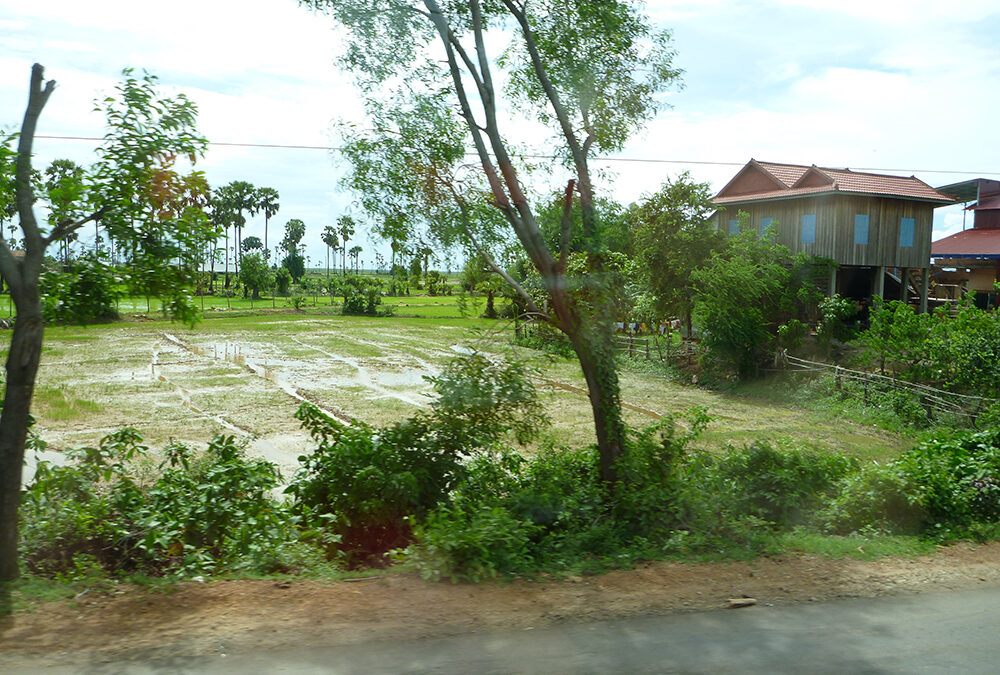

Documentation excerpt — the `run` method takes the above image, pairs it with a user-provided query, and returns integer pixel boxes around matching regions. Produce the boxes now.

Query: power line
[33,135,1000,177]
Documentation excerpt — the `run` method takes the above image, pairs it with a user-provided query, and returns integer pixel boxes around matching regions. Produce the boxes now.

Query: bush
[275,267,292,296]
[707,440,856,529]
[20,430,304,578]
[893,428,1000,538]
[408,504,539,582]
[40,255,121,324]
[820,463,923,535]
[287,404,465,567]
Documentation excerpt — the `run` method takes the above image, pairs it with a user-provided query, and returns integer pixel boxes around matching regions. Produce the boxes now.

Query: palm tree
[349,245,362,273]
[217,180,256,278]
[337,215,355,276]
[256,186,280,255]
[321,225,338,279]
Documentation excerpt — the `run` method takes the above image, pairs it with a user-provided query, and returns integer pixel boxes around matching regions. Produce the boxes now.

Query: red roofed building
[712,159,954,310]
[931,179,1000,308]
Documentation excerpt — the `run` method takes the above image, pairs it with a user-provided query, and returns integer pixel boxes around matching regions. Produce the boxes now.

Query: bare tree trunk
[0,295,43,581]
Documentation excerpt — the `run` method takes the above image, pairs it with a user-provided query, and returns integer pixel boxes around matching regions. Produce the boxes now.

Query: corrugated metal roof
[932,228,1000,258]
[715,160,955,204]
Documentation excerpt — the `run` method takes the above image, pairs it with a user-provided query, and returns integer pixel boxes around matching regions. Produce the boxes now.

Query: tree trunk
[0,293,44,581]
[565,314,626,485]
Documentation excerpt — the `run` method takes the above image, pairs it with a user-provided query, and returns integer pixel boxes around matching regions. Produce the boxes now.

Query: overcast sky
[2,0,998,268]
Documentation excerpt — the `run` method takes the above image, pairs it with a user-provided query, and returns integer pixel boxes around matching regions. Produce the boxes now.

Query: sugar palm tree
[321,225,338,278]
[349,245,362,273]
[337,215,355,275]
[256,186,280,255]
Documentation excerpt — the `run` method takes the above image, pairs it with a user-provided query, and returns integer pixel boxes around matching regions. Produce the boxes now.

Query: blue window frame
[760,216,773,235]
[728,219,739,236]
[801,213,816,244]
[854,214,869,245]
[899,217,915,247]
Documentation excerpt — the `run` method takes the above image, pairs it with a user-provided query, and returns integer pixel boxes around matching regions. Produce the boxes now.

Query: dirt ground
[2,541,999,668]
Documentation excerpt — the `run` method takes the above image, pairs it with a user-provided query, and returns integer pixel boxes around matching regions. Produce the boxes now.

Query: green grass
[779,529,936,560]
[33,387,103,421]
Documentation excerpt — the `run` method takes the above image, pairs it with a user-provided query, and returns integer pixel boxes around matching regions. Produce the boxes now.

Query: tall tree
[321,224,338,278]
[337,215,355,275]
[255,186,280,254]
[216,180,256,279]
[0,65,215,580]
[281,218,306,282]
[349,244,363,273]
[631,173,723,337]
[312,0,680,484]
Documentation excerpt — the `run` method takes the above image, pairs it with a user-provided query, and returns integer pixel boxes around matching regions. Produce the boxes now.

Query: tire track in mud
[161,333,353,426]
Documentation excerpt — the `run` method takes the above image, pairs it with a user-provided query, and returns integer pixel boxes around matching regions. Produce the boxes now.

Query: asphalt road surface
[29,586,1000,674]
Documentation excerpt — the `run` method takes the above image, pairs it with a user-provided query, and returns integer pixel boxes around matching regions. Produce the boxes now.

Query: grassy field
[14,301,910,480]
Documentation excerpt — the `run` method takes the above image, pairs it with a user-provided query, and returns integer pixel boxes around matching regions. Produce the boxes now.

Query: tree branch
[44,206,108,248]
[559,179,575,273]
[15,64,55,259]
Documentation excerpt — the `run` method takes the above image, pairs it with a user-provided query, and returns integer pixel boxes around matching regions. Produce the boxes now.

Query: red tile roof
[932,228,1000,258]
[715,160,955,205]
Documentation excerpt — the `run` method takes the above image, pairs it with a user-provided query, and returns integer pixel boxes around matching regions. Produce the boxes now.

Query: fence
[777,352,996,423]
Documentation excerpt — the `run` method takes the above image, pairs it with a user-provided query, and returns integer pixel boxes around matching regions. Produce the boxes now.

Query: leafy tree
[255,186,280,253]
[282,251,305,283]
[631,173,722,336]
[314,0,681,485]
[691,223,831,378]
[275,266,293,296]
[241,235,263,253]
[1,65,215,580]
[238,251,274,300]
[280,218,306,282]
[42,159,86,264]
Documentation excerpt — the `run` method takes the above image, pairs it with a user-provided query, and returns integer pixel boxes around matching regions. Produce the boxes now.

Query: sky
[1,0,998,269]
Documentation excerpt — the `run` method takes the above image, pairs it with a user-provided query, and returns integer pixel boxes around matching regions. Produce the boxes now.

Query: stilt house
[712,159,955,310]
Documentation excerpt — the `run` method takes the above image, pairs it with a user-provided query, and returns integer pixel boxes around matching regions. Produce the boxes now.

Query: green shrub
[40,255,122,324]
[275,267,292,296]
[408,504,539,582]
[893,428,1000,538]
[287,404,464,567]
[708,440,857,529]
[20,430,303,578]
[820,463,923,535]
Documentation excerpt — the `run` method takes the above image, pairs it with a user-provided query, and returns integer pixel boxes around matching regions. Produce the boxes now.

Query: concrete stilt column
[901,267,910,302]
[829,267,837,297]
[874,266,885,298]
[920,267,930,314]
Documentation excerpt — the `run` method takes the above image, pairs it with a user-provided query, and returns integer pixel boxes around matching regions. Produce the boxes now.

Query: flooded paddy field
[22,312,906,479]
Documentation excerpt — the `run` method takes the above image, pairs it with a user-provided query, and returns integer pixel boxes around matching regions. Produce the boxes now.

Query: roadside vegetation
[2,1,999,616]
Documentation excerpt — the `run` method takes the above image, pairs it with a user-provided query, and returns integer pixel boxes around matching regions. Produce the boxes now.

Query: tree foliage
[0,65,217,581]
[631,173,722,333]
[309,0,682,484]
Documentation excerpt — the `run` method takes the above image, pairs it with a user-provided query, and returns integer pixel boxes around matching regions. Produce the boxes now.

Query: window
[801,213,816,244]
[899,217,915,247]
[728,219,739,236]
[760,216,773,235]
[854,214,869,245]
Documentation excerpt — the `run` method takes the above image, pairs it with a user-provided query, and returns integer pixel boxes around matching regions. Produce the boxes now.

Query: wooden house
[931,178,1000,308]
[712,159,955,311]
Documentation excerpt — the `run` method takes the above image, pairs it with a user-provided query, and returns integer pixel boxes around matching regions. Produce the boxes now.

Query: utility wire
[33,135,999,177]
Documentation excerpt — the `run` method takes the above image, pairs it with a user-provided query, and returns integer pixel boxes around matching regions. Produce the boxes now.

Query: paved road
[27,586,1000,674]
